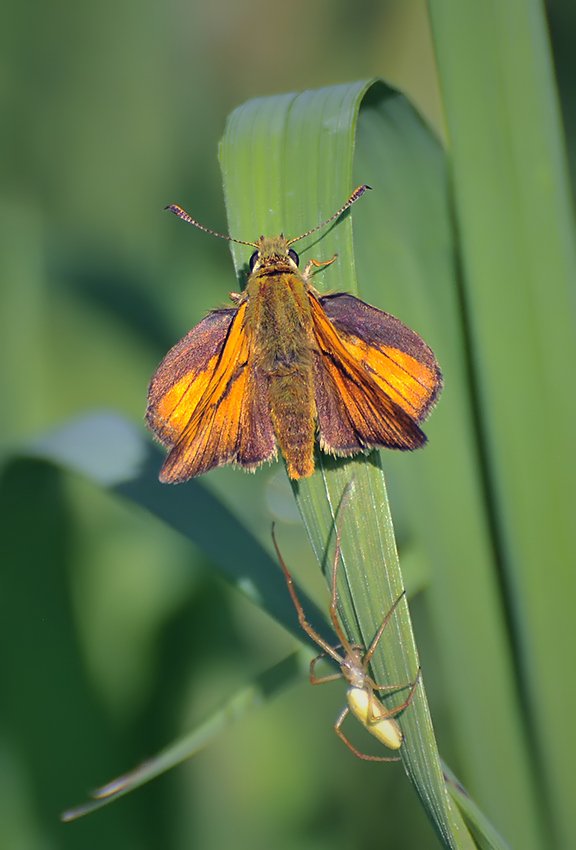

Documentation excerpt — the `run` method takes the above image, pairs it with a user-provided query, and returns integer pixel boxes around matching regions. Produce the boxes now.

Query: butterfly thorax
[246,275,312,367]
[244,239,317,478]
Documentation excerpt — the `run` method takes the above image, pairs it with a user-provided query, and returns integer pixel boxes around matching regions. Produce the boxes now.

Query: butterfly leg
[303,255,337,282]
[229,291,246,303]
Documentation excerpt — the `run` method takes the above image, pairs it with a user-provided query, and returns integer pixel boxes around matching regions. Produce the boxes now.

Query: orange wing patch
[338,337,437,421]
[151,356,219,445]
[320,293,441,422]
[147,307,236,445]
[147,303,276,481]
[310,295,429,453]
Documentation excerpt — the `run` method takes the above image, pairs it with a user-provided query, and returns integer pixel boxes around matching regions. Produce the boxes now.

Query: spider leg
[334,706,401,762]
[369,668,422,716]
[310,652,342,685]
[363,591,406,666]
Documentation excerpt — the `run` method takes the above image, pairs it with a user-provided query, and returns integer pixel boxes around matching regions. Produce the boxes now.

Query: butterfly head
[165,185,371,275]
[248,236,300,275]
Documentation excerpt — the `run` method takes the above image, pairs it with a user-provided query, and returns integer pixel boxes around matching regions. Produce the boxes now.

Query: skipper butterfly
[147,186,442,480]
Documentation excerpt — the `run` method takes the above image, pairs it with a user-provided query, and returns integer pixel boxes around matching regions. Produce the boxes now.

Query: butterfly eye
[249,250,259,272]
[288,248,300,266]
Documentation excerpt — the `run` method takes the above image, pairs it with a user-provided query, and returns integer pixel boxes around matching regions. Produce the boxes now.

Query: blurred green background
[1,2,575,849]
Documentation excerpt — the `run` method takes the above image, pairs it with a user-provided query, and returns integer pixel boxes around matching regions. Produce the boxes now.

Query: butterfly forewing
[309,295,428,453]
[147,302,276,480]
[320,293,442,421]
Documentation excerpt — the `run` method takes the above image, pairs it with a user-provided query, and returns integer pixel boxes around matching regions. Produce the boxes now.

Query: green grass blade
[443,764,512,850]
[429,3,576,848]
[61,650,307,821]
[0,460,134,847]
[295,461,473,850]
[351,97,545,847]
[219,81,475,850]
[26,412,328,642]
[19,419,483,845]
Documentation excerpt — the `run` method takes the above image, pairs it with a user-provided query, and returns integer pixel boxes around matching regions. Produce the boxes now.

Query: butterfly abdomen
[249,272,317,478]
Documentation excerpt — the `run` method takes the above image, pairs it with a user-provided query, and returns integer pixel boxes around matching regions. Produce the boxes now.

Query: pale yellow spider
[273,527,420,760]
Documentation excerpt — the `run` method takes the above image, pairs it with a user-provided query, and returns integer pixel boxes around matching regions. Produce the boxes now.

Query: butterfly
[146,185,442,481]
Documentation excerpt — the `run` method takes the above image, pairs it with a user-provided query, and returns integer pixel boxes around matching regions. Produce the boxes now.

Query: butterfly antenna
[165,204,258,248]
[287,184,372,246]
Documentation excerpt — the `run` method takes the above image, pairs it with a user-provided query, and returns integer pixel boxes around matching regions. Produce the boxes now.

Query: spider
[272,526,421,761]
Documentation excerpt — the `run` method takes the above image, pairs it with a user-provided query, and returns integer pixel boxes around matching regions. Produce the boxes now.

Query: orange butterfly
[147,186,442,481]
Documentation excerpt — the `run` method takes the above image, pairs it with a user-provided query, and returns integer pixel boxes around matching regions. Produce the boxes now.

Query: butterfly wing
[320,293,442,421]
[146,303,276,481]
[147,307,236,446]
[310,294,440,453]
